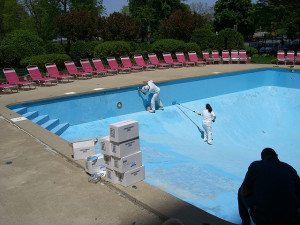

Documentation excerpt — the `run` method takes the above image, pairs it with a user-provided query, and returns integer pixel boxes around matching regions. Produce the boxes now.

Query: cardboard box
[109,120,139,143]
[119,165,145,187]
[111,137,140,158]
[85,154,105,175]
[71,139,96,160]
[100,136,111,156]
[105,168,120,184]
[113,151,142,173]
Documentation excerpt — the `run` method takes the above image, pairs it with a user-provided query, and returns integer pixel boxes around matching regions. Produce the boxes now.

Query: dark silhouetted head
[261,148,278,160]
[206,104,212,113]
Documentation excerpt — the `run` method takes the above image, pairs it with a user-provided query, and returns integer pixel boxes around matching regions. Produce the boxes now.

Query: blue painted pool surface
[9,69,300,224]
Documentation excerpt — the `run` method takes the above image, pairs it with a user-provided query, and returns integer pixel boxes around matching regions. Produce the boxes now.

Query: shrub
[20,54,71,70]
[94,41,132,59]
[184,42,201,54]
[129,42,152,59]
[70,40,102,62]
[0,30,45,67]
[251,54,276,64]
[243,46,258,57]
[191,28,217,51]
[151,39,186,57]
[0,45,23,67]
[215,28,244,50]
[44,42,65,54]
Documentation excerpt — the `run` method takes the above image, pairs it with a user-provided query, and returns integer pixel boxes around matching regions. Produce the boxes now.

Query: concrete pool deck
[0,64,298,225]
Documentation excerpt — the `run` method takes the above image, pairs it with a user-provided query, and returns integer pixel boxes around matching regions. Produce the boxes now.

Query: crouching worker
[139,80,164,113]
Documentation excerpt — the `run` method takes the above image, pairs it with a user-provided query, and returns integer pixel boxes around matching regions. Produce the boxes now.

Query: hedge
[44,42,65,54]
[0,30,45,67]
[70,40,102,62]
[191,28,217,51]
[20,54,71,70]
[94,41,132,59]
[184,42,201,54]
[151,39,186,58]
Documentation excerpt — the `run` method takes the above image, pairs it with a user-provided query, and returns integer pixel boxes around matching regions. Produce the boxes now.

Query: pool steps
[12,107,69,135]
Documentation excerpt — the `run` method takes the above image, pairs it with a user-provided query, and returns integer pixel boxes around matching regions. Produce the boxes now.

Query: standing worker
[238,148,300,225]
[139,80,164,113]
[197,104,216,145]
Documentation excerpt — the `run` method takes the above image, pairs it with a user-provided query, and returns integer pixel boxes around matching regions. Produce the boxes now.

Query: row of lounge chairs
[277,50,300,65]
[203,50,249,64]
[0,50,249,93]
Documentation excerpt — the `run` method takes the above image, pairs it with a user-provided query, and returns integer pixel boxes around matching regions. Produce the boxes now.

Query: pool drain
[117,102,123,109]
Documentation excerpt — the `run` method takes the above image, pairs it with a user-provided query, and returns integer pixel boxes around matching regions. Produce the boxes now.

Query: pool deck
[0,64,298,225]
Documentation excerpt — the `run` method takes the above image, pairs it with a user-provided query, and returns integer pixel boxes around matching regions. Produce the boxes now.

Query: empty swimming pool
[9,68,300,224]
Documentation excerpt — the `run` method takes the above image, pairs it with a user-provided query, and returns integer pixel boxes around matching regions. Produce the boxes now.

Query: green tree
[214,0,255,38]
[159,10,207,42]
[70,0,104,16]
[0,0,32,38]
[21,0,61,40]
[215,28,244,50]
[253,0,300,37]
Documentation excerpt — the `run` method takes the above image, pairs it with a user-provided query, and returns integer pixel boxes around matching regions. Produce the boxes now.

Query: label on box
[109,120,139,143]
[111,137,140,158]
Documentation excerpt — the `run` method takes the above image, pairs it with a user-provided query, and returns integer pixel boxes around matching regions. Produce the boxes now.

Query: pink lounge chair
[276,51,286,65]
[148,53,170,68]
[3,68,35,89]
[212,50,221,64]
[107,57,131,73]
[27,65,58,85]
[175,52,195,66]
[286,51,295,65]
[230,50,239,64]
[80,59,105,77]
[221,50,231,64]
[162,53,183,67]
[202,52,213,64]
[134,54,156,70]
[0,83,18,93]
[64,61,92,79]
[92,58,118,75]
[238,50,248,63]
[187,51,206,66]
[295,51,300,65]
[120,56,143,71]
[45,63,72,82]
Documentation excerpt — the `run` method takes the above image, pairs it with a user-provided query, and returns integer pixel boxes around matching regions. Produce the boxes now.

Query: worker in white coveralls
[140,80,164,113]
[197,104,216,145]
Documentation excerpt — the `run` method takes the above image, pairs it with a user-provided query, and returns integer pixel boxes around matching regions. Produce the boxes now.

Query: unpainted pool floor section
[1,64,299,225]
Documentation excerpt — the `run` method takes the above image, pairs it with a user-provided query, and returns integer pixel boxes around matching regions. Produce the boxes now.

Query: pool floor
[61,85,300,224]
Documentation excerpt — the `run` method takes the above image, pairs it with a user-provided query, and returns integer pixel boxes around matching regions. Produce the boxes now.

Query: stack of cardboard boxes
[101,119,145,187]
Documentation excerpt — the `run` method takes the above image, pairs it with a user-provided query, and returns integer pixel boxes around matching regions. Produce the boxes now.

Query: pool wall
[9,69,300,126]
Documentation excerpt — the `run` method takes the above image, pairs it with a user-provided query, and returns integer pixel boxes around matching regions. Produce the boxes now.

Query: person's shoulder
[248,160,262,169]
[279,161,298,173]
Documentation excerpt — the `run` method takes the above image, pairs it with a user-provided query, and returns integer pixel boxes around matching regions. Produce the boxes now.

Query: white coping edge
[64,92,76,95]
[93,88,105,91]
[10,117,27,122]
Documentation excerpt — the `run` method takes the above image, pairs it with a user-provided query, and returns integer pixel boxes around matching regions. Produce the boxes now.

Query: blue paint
[8,69,300,224]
